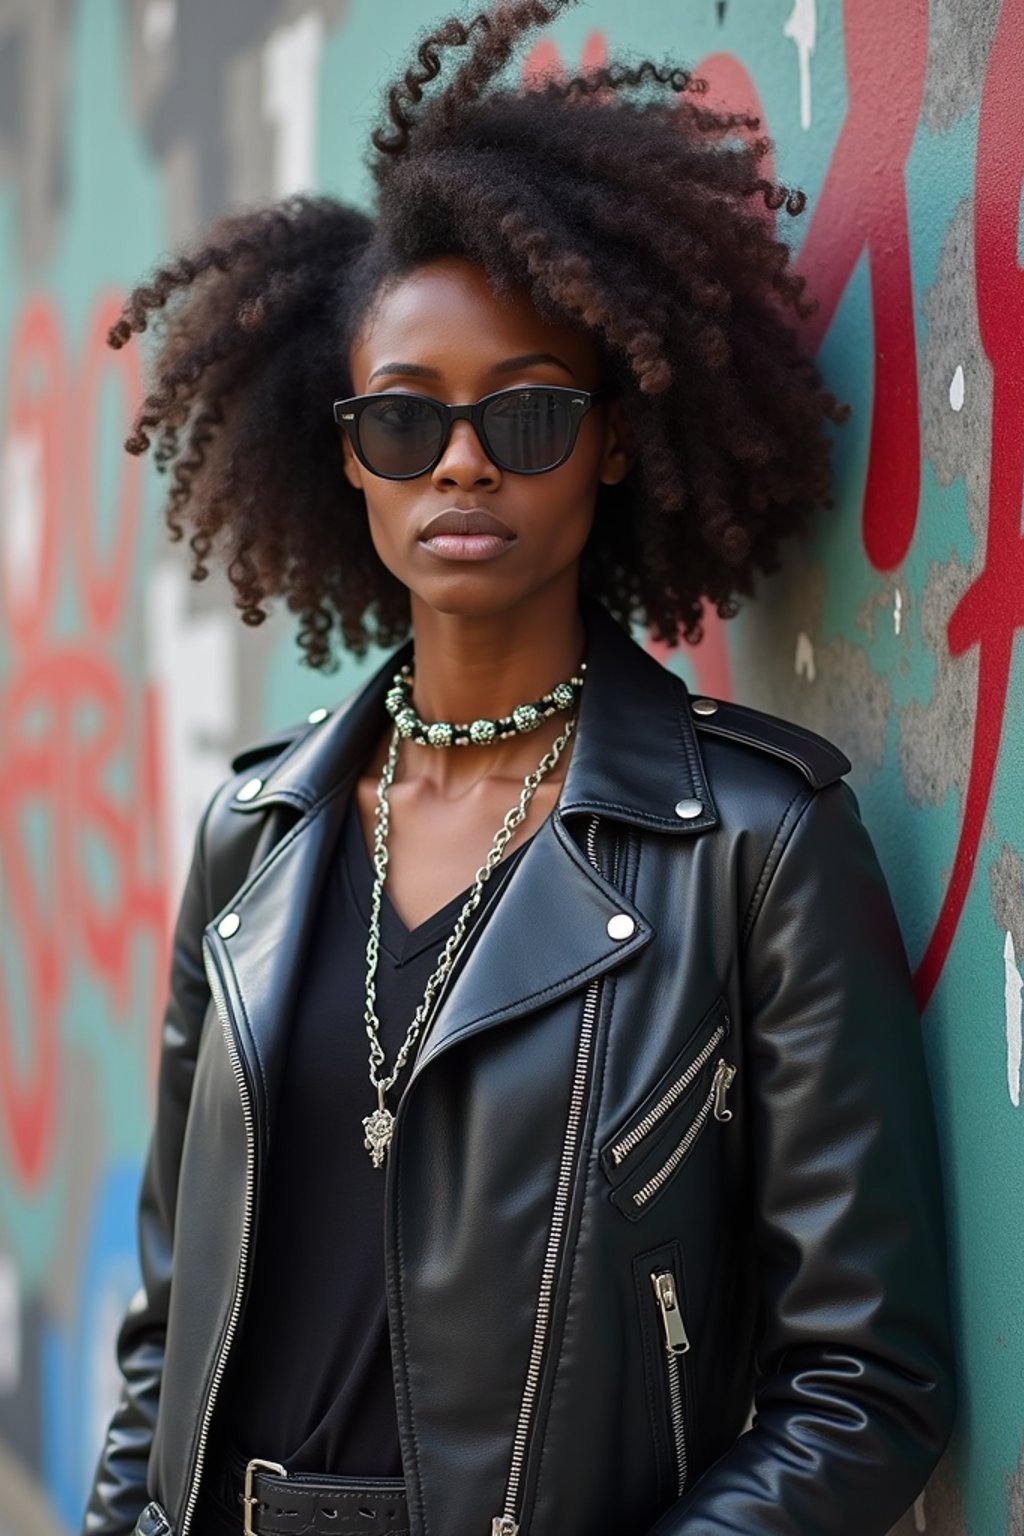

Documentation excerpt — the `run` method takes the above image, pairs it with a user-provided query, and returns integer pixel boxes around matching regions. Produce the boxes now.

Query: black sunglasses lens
[358,396,444,476]
[482,389,573,471]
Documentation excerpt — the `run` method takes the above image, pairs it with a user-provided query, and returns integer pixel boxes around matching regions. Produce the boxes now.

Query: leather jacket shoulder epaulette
[688,695,852,790]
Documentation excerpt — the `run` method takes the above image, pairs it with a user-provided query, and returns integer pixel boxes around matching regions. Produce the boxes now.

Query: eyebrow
[366,352,573,384]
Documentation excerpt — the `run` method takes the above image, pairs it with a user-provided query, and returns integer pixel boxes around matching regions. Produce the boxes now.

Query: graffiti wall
[0,2,1020,1533]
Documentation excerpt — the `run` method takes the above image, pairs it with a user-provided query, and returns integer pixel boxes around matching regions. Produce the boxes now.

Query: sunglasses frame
[332,383,606,480]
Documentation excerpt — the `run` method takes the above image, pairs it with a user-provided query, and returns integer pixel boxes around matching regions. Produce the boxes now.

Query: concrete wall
[0,2,1020,1532]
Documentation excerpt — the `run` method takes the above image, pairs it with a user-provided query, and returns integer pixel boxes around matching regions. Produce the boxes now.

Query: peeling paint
[920,0,1001,134]
[1004,931,1022,1109]
[794,629,816,681]
[920,201,990,540]
[782,0,816,130]
[989,846,1024,948]
[897,558,976,808]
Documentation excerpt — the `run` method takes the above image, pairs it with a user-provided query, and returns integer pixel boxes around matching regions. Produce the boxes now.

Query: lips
[418,506,517,564]
[419,507,515,540]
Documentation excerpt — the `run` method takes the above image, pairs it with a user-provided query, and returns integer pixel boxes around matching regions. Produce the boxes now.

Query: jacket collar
[231,599,719,836]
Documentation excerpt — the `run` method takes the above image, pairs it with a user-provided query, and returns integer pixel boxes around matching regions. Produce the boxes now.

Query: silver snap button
[307,707,329,724]
[691,697,718,717]
[235,776,263,802]
[217,912,241,939]
[607,913,636,941]
[674,798,703,820]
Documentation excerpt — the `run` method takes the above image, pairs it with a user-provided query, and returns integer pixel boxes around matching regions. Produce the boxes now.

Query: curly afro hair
[110,0,848,671]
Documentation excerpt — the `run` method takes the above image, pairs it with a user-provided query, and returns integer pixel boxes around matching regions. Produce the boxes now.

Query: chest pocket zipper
[600,997,736,1219]
[607,1012,729,1171]
[628,1058,736,1212]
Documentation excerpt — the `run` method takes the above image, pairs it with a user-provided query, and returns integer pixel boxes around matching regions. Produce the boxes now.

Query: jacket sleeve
[647,779,957,1536]
[81,790,217,1536]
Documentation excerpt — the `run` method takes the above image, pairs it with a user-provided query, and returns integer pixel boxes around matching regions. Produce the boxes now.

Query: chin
[384,540,584,626]
[404,568,541,623]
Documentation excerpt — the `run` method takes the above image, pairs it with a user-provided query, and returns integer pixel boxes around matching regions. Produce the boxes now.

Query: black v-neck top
[220,790,534,1472]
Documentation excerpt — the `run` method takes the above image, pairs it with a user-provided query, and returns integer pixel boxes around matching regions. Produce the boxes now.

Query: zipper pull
[491,1519,519,1536]
[651,1270,690,1355]
[712,1059,736,1121]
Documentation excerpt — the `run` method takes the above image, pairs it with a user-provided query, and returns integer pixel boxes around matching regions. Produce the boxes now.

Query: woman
[83,4,956,1535]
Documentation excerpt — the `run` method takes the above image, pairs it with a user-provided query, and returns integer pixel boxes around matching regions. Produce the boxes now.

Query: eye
[372,397,432,428]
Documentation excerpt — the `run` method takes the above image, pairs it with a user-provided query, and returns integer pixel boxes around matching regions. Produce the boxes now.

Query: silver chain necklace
[361,711,578,1168]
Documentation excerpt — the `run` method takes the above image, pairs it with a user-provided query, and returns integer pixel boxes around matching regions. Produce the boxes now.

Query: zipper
[712,1059,736,1121]
[631,1059,736,1210]
[490,814,605,1536]
[608,1019,728,1167]
[180,938,258,1536]
[650,1268,690,1495]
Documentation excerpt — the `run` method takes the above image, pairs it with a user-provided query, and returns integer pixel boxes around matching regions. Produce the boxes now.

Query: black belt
[231,1452,409,1536]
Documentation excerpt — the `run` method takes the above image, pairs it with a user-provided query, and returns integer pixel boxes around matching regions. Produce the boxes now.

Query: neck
[407,584,585,727]
[397,579,586,789]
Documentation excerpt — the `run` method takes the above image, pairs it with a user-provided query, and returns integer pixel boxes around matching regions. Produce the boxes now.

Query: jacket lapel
[408,810,651,1081]
[204,787,351,1153]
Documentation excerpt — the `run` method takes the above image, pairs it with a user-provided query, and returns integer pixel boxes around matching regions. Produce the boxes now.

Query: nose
[430,417,502,491]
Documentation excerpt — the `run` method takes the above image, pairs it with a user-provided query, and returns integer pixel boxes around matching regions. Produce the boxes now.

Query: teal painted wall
[0,2,1020,1532]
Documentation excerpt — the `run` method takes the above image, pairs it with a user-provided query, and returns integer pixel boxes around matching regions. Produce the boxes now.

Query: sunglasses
[332,384,605,480]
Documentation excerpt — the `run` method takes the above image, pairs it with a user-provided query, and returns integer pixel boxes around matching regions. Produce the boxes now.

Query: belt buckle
[242,1458,286,1536]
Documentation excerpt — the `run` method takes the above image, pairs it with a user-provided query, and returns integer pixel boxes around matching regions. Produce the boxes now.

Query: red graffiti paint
[522,27,606,87]
[914,0,1024,1008]
[794,0,927,572]
[0,294,169,1188]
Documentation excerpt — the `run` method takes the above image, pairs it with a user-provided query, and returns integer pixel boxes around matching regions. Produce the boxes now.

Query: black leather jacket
[84,601,955,1536]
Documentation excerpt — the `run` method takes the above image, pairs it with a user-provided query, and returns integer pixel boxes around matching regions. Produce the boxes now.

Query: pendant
[363,1100,395,1168]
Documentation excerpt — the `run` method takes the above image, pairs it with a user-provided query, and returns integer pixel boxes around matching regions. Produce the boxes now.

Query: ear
[339,431,365,492]
[598,396,635,487]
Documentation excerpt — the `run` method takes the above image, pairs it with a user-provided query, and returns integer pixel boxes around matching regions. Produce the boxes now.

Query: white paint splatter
[794,631,816,682]
[1005,930,1022,1109]
[949,363,965,412]
[913,1491,927,1531]
[263,13,325,197]
[783,0,816,130]
[145,563,237,911]
[0,1256,20,1392]
[1,426,44,622]
[893,587,903,636]
[143,0,176,53]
